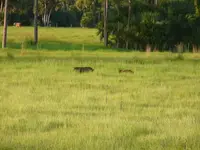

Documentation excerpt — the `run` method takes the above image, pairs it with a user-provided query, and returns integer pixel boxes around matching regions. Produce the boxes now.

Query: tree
[2,0,8,48]
[38,0,60,26]
[194,0,200,16]
[104,0,108,46]
[0,0,4,13]
[126,0,131,49]
[34,0,38,45]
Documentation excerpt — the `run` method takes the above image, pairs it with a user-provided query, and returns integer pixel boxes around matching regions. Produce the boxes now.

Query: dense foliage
[0,0,200,51]
[97,0,200,51]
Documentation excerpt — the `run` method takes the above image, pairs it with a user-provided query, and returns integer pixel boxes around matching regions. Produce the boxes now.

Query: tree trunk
[0,0,4,13]
[2,0,8,48]
[42,3,47,26]
[126,0,131,49]
[34,0,38,45]
[92,0,96,27]
[116,5,120,48]
[154,0,158,5]
[177,42,183,53]
[47,8,52,27]
[192,44,198,53]
[104,0,108,47]
[42,7,52,27]
[146,44,151,52]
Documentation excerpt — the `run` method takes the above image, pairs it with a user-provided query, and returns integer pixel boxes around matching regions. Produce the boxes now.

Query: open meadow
[0,27,200,150]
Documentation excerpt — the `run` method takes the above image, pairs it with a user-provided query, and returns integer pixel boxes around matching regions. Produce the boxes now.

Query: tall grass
[0,27,199,149]
[0,50,200,150]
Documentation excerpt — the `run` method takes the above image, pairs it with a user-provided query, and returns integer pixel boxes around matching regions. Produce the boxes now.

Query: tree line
[1,0,200,52]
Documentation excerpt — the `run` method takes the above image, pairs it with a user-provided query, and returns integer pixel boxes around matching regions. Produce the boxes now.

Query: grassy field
[0,27,104,51]
[0,27,200,150]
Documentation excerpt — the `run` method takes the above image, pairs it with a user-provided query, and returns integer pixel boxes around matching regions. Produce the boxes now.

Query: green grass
[0,27,200,150]
[0,27,104,51]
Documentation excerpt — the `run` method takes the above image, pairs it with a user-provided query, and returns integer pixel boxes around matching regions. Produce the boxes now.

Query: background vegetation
[1,0,200,51]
